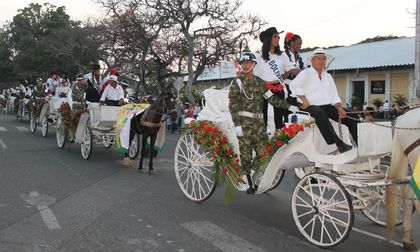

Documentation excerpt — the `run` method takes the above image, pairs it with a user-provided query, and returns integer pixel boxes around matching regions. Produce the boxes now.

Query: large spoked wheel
[291,172,354,248]
[174,133,217,202]
[265,168,286,191]
[102,135,113,148]
[129,134,140,160]
[357,164,403,226]
[56,118,67,149]
[41,115,48,137]
[81,127,92,160]
[30,113,37,133]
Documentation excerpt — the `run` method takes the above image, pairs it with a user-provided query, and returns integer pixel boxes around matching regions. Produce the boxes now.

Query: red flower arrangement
[186,120,242,188]
[259,123,305,161]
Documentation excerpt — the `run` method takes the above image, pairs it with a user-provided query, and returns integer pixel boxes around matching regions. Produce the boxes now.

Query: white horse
[386,106,420,250]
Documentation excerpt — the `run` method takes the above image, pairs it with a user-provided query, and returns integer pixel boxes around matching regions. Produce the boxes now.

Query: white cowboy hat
[307,47,334,66]
[108,75,119,83]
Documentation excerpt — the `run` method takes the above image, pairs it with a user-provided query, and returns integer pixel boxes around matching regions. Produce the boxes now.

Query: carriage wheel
[357,185,404,226]
[41,115,48,137]
[295,166,317,179]
[291,172,354,248]
[56,117,67,149]
[129,134,140,160]
[81,127,92,160]
[265,169,286,191]
[102,135,113,148]
[174,133,217,202]
[357,164,403,226]
[30,113,37,133]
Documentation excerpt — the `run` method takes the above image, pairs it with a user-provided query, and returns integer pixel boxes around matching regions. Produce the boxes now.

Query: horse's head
[162,90,177,120]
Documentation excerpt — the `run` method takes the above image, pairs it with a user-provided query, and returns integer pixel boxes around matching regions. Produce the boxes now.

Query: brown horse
[125,92,177,173]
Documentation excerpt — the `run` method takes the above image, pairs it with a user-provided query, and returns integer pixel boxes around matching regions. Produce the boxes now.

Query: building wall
[334,75,347,103]
[390,72,409,98]
[332,68,412,107]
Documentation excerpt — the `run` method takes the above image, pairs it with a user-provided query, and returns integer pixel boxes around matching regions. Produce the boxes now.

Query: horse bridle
[140,95,176,127]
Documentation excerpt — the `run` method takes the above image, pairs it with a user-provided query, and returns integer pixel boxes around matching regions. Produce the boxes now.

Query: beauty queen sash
[266,59,288,97]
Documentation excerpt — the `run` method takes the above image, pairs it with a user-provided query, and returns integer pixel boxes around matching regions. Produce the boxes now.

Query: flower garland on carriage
[58,102,85,138]
[185,119,313,203]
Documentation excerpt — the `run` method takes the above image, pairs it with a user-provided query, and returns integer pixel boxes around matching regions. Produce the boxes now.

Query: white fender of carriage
[73,102,120,143]
[257,120,392,193]
[195,87,393,194]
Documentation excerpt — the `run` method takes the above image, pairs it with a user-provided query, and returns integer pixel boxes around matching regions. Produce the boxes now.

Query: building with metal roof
[301,37,415,107]
[190,37,416,106]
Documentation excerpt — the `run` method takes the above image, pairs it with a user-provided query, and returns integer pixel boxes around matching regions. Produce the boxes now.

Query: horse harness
[140,96,174,128]
[404,138,420,156]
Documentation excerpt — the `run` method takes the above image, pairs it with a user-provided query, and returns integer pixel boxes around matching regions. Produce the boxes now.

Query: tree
[144,0,264,101]
[95,0,264,100]
[7,3,100,82]
[0,27,14,86]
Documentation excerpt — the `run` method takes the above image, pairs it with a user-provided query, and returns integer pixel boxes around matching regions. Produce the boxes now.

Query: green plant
[372,97,384,109]
[351,96,362,108]
[393,94,408,107]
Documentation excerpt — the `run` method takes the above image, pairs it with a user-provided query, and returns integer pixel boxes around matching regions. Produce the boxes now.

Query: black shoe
[246,186,256,194]
[337,143,353,153]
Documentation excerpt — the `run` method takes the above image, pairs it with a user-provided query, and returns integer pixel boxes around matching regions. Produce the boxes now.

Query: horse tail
[386,129,408,237]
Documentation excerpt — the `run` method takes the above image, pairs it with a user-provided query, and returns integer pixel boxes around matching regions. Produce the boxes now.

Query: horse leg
[402,186,416,250]
[138,134,147,172]
[148,133,158,174]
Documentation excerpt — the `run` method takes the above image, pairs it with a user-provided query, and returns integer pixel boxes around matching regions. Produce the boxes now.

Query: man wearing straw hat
[290,48,356,153]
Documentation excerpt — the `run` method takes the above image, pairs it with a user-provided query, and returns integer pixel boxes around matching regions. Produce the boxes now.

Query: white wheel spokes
[176,134,215,201]
[293,174,351,247]
[81,129,91,157]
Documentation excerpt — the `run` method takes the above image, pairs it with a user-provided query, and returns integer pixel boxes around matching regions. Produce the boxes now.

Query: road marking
[181,221,265,252]
[0,126,7,131]
[20,191,61,230]
[352,227,403,247]
[0,139,6,149]
[16,126,29,131]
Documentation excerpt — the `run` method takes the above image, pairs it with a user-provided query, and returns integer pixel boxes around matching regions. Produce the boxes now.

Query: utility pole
[416,0,420,99]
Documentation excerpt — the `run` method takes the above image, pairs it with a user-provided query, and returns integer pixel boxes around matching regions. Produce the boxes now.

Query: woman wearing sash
[279,32,304,123]
[254,27,299,130]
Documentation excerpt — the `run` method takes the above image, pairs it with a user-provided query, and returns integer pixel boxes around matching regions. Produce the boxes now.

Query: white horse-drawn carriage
[174,88,400,248]
[55,102,122,160]
[30,95,72,137]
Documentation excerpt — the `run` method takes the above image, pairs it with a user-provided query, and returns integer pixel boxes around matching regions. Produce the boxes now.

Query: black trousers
[105,100,120,106]
[263,89,288,130]
[302,105,358,145]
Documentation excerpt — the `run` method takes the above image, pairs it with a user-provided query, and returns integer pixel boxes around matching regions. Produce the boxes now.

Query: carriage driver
[229,52,294,194]
[289,48,356,153]
[99,75,125,106]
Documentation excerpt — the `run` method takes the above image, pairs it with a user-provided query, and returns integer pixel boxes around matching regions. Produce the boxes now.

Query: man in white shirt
[290,48,355,153]
[382,100,390,119]
[99,75,125,106]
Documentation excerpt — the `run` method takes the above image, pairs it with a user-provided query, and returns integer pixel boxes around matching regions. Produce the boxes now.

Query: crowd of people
[0,64,134,114]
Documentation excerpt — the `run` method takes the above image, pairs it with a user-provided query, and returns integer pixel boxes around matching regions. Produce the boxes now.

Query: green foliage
[3,3,99,84]
[351,96,362,108]
[357,35,400,44]
[372,97,384,108]
[393,94,408,107]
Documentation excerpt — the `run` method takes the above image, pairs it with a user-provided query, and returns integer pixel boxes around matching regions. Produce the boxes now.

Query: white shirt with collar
[100,84,124,102]
[289,67,341,106]
[253,51,295,82]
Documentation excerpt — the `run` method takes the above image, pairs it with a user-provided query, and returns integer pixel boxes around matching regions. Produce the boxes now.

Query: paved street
[0,113,418,252]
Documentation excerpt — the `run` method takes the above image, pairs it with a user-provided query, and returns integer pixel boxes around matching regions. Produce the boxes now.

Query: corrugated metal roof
[300,37,415,71]
[188,37,415,82]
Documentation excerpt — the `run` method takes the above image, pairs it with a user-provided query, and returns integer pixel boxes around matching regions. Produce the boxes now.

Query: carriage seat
[298,119,392,167]
[87,102,120,129]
